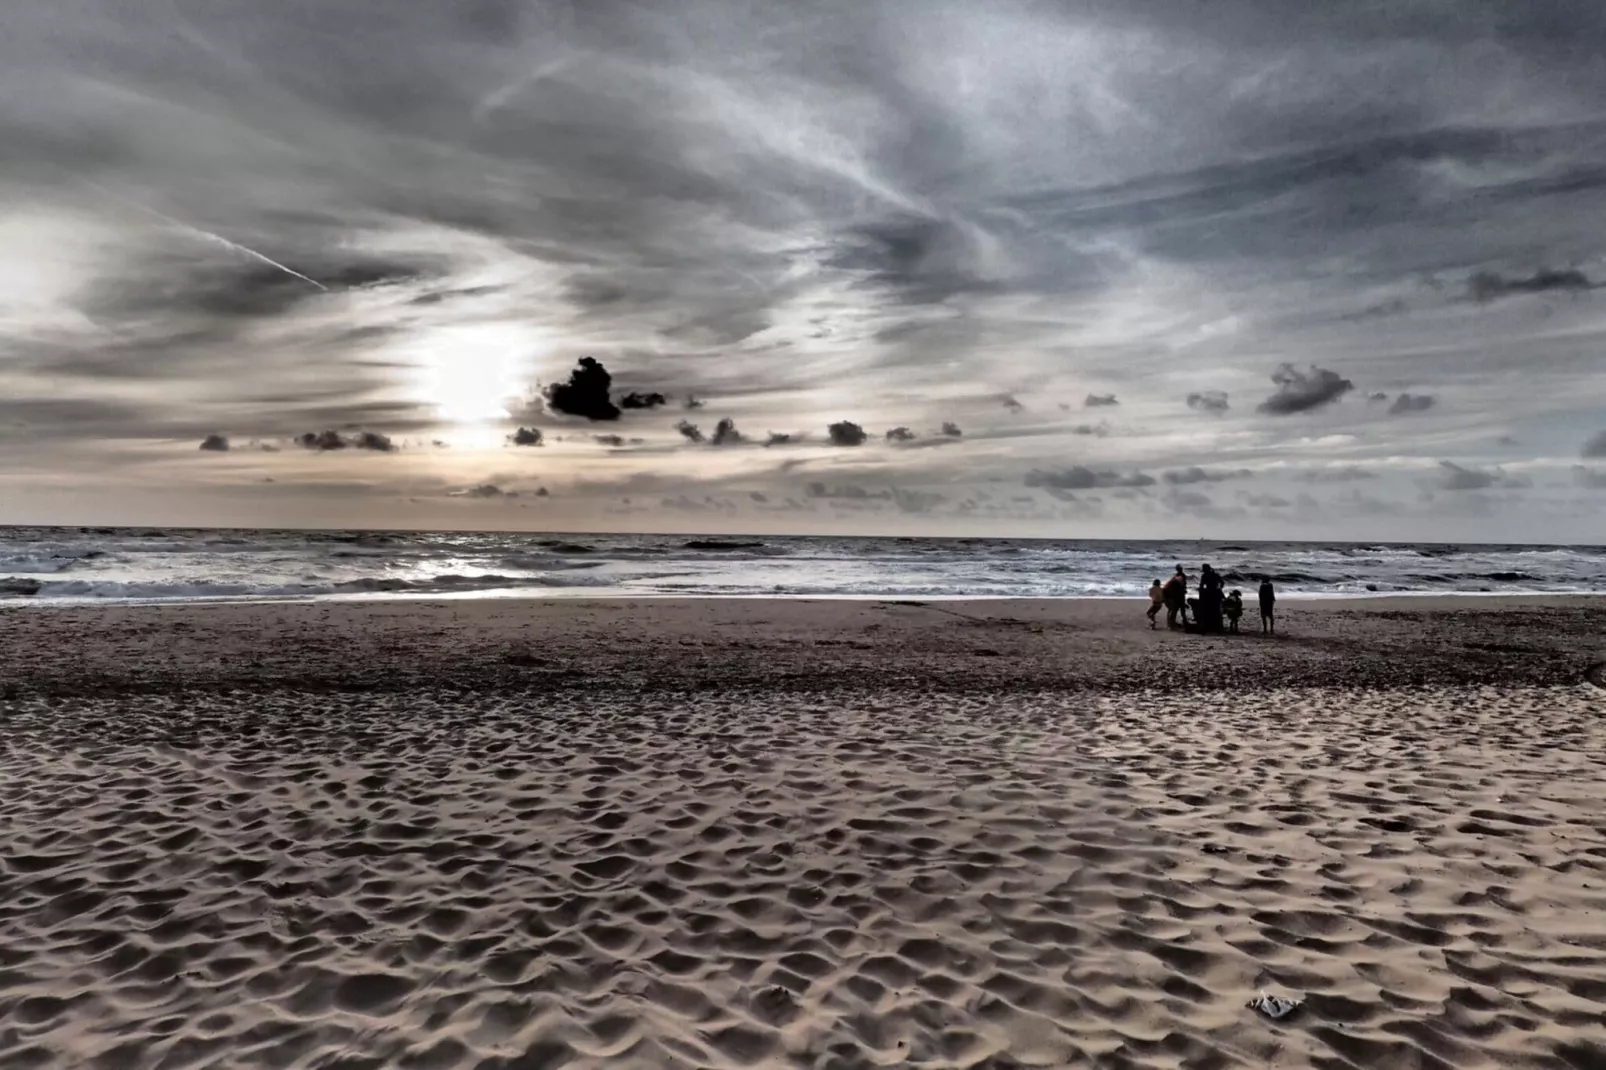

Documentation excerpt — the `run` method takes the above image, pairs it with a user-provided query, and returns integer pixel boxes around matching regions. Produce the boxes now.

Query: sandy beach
[3,597,1605,1068]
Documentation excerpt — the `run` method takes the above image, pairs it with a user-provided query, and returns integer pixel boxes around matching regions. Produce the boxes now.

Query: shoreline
[5,594,1603,698]
[5,588,1603,609]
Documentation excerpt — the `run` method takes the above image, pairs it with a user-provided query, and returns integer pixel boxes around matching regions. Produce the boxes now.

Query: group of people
[1147,565,1276,635]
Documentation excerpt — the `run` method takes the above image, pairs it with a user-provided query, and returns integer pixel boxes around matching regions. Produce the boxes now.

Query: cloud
[1573,466,1606,489]
[1025,467,1156,491]
[1243,493,1292,508]
[885,426,917,442]
[511,427,543,447]
[1297,465,1376,483]
[1186,391,1230,413]
[675,420,705,444]
[684,395,705,410]
[1084,394,1119,408]
[892,488,945,513]
[1388,393,1437,415]
[619,392,667,410]
[1069,423,1109,437]
[1367,392,1390,404]
[198,434,229,452]
[749,491,769,503]
[806,482,885,501]
[1436,460,1530,491]
[827,421,868,447]
[593,434,626,447]
[764,431,799,447]
[940,422,963,438]
[1001,395,1025,413]
[1468,268,1591,303]
[293,430,395,452]
[1583,430,1606,458]
[544,358,620,422]
[453,483,508,499]
[711,417,743,446]
[1162,466,1252,485]
[1259,364,1355,415]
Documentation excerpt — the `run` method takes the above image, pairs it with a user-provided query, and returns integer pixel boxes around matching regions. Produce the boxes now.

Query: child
[1224,589,1244,633]
[1258,579,1276,635]
[1146,579,1164,628]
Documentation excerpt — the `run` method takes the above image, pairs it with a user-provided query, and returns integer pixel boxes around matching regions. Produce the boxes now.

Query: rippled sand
[2,599,1604,1068]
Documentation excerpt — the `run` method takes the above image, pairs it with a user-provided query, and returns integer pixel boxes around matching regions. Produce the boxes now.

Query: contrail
[80,178,327,291]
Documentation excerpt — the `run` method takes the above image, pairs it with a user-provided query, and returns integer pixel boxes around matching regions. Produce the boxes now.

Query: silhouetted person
[1146,579,1164,629]
[1163,566,1188,628]
[1259,579,1276,635]
[1225,589,1244,633]
[1193,563,1225,632]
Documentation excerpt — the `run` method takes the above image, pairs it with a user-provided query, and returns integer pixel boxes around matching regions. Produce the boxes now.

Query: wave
[4,572,627,602]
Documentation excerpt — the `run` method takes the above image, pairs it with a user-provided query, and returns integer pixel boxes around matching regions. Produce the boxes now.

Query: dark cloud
[297,431,346,452]
[1582,431,1606,458]
[1243,492,1292,508]
[593,434,626,447]
[198,434,230,452]
[1162,466,1252,485]
[452,483,511,499]
[1298,465,1377,483]
[619,392,668,410]
[511,427,544,447]
[1388,393,1437,415]
[1186,391,1230,413]
[1001,395,1025,413]
[1468,267,1591,303]
[940,422,963,438]
[294,430,395,452]
[749,491,769,503]
[1084,394,1119,408]
[764,432,799,447]
[684,396,705,411]
[806,482,885,501]
[544,358,620,422]
[1436,461,1530,491]
[1258,364,1355,415]
[1070,423,1109,437]
[1025,467,1156,491]
[710,417,743,446]
[1368,392,1390,404]
[827,421,868,447]
[675,420,705,444]
[1573,466,1606,490]
[885,426,917,442]
[892,489,945,513]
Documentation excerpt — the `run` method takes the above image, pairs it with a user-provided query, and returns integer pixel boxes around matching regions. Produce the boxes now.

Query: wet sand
[2,597,1604,1068]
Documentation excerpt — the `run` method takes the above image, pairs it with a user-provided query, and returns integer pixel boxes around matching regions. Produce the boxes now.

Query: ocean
[1,526,1602,604]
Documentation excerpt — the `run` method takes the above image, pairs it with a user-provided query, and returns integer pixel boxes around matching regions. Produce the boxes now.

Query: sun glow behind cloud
[404,321,543,441]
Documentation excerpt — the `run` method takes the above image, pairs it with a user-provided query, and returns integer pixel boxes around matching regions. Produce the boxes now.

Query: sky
[3,0,1605,542]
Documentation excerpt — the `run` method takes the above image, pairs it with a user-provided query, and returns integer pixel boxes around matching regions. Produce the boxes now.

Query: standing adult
[1259,579,1277,635]
[1163,565,1188,628]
